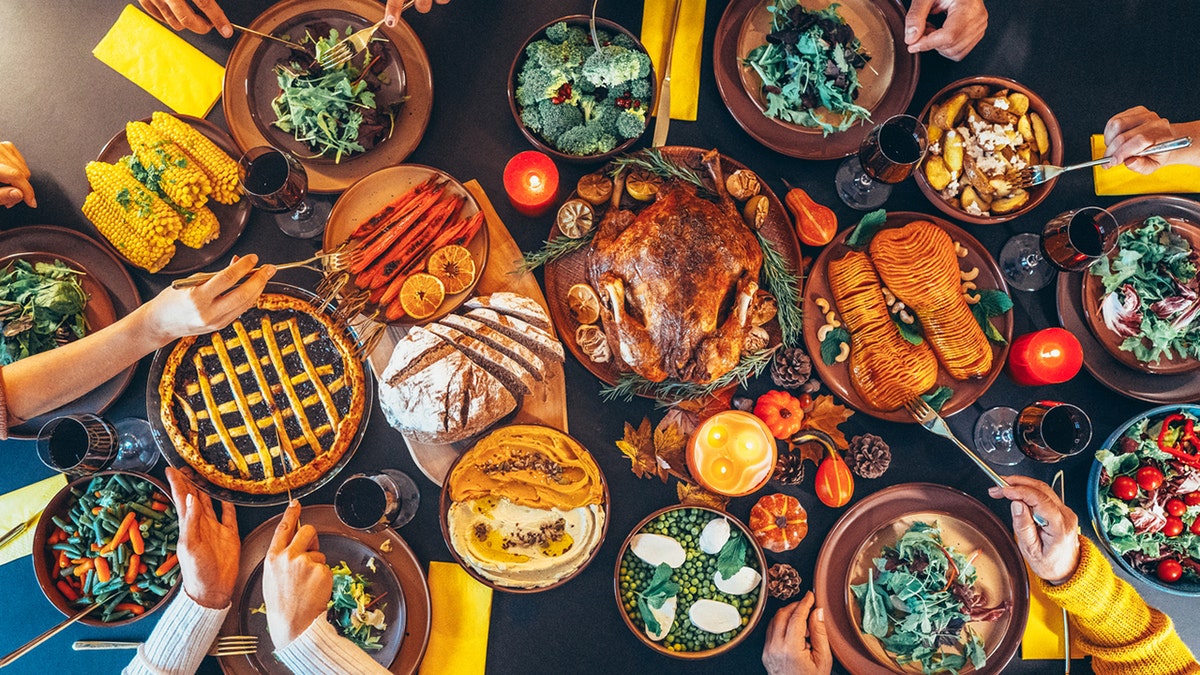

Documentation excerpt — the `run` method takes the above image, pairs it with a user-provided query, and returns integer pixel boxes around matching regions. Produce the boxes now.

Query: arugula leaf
[820,326,851,365]
[642,563,679,609]
[845,209,887,249]
[716,532,748,580]
[861,569,890,637]
[921,386,953,412]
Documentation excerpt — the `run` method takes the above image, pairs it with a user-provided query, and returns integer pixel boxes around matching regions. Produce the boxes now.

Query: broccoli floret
[520,103,544,134]
[536,99,584,143]
[626,77,652,102]
[611,32,637,50]
[582,45,651,89]
[555,123,618,156]
[615,109,647,139]
[545,21,589,46]
[516,63,569,107]
[526,37,590,74]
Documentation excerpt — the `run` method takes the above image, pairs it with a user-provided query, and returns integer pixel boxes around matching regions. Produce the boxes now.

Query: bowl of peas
[32,471,181,626]
[614,505,767,658]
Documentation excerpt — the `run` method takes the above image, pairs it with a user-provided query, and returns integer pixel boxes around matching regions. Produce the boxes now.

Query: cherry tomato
[1166,498,1187,517]
[1164,516,1185,537]
[1111,475,1139,501]
[1136,465,1164,492]
[1191,518,1200,536]
[1185,492,1200,506]
[1157,559,1183,583]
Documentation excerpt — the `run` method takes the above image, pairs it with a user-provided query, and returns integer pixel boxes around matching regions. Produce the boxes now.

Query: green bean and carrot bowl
[33,471,181,626]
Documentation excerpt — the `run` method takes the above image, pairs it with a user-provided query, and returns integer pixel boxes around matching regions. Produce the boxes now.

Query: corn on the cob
[85,160,184,242]
[150,112,240,205]
[82,192,175,273]
[178,206,220,249]
[127,121,211,210]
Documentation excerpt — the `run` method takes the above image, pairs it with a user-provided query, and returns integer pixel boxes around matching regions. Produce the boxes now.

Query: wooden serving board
[366,180,568,486]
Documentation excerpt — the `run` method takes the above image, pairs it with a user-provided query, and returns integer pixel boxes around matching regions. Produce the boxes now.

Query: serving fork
[902,397,1050,528]
[318,0,415,70]
[1013,136,1192,188]
[171,241,360,290]
[71,634,259,656]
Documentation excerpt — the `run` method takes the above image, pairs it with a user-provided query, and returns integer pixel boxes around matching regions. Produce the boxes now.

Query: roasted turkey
[586,149,763,384]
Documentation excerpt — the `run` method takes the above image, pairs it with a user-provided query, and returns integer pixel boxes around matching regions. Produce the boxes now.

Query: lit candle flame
[528,173,542,190]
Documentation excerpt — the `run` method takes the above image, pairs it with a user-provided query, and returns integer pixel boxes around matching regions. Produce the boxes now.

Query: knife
[0,510,43,550]
[651,0,685,148]
[1052,469,1070,674]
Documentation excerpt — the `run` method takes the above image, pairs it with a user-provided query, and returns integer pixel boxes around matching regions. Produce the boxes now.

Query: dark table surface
[1,1,1198,673]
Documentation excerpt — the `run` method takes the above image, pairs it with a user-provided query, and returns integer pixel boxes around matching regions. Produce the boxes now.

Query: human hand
[0,141,35,208]
[988,475,1080,585]
[386,0,450,26]
[263,501,331,649]
[139,0,233,38]
[166,466,239,609]
[904,0,988,61]
[1103,106,1194,174]
[762,591,832,675]
[142,254,275,346]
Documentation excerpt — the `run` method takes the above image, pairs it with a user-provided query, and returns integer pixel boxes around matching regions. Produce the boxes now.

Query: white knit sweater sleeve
[122,592,229,675]
[275,615,391,674]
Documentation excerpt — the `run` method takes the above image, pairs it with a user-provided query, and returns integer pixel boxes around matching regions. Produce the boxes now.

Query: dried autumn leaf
[674,388,734,420]
[803,395,854,449]
[677,482,730,511]
[654,410,692,478]
[617,418,666,482]
[785,442,826,468]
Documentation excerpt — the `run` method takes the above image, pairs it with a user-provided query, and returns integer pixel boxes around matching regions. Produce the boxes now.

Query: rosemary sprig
[755,232,803,348]
[610,148,713,195]
[516,228,596,273]
[600,345,781,405]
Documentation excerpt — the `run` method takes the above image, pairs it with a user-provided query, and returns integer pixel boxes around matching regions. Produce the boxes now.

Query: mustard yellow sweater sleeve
[1038,535,1199,675]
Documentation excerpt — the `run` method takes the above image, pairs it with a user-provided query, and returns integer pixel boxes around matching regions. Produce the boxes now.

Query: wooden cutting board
[366,180,569,485]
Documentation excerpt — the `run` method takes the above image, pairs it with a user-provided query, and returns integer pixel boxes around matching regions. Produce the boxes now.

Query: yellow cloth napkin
[0,474,67,567]
[93,5,225,118]
[641,0,707,121]
[419,561,492,675]
[1091,135,1200,195]
[1021,561,1079,661]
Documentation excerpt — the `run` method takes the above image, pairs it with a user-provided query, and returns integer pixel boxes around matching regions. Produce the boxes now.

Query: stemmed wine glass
[36,414,159,477]
[973,401,1092,466]
[334,470,420,531]
[238,146,330,239]
[835,114,928,210]
[999,206,1119,291]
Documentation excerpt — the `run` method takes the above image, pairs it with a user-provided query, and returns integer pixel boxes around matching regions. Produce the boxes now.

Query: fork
[171,241,360,289]
[209,635,259,657]
[318,0,415,70]
[902,397,1050,528]
[1013,136,1192,188]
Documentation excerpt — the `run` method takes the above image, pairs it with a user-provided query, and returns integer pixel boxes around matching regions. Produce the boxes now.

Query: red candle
[1007,327,1084,386]
[503,151,559,217]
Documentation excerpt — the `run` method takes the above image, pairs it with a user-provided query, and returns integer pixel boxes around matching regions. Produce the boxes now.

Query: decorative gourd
[753,390,805,439]
[748,493,808,553]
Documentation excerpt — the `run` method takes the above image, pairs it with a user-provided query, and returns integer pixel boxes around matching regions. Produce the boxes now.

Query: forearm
[123,592,229,675]
[275,616,391,675]
[1167,119,1200,167]
[1039,536,1199,675]
[3,302,168,422]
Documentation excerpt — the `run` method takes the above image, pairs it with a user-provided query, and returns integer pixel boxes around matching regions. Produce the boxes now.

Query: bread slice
[464,292,553,332]
[464,307,565,363]
[380,326,455,388]
[427,322,534,399]
[441,313,547,381]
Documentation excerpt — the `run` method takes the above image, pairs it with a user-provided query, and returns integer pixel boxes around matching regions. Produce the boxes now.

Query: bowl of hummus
[439,424,609,592]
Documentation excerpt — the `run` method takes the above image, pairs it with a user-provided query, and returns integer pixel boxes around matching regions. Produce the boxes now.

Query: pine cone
[771,347,812,389]
[768,564,802,600]
[773,450,805,485]
[846,433,891,479]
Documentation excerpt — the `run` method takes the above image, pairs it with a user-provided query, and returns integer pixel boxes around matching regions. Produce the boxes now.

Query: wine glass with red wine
[1016,401,1092,462]
[36,414,159,477]
[238,146,330,239]
[835,114,928,210]
[999,206,1119,291]
[334,470,420,531]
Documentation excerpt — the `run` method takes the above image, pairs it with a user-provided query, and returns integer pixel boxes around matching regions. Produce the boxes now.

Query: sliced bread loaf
[441,313,547,381]
[465,307,565,363]
[464,292,553,332]
[380,326,456,388]
[426,322,534,399]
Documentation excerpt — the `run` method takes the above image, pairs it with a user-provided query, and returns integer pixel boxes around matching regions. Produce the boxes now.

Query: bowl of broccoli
[508,16,655,162]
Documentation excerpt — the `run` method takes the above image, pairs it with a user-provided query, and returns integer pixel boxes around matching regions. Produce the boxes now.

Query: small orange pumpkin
[749,493,808,553]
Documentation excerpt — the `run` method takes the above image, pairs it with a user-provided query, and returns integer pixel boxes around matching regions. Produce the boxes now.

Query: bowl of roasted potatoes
[915,76,1063,225]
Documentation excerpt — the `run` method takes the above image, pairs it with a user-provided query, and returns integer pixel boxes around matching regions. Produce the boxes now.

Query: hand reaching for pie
[762,591,833,675]
[142,254,275,347]
[166,466,240,609]
[263,501,331,649]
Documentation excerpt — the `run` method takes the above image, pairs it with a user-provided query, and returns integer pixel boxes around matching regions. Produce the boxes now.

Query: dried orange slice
[399,273,445,320]
[426,245,476,294]
[566,283,600,325]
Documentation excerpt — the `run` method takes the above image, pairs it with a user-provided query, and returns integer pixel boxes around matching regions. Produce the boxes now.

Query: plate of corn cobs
[83,112,250,275]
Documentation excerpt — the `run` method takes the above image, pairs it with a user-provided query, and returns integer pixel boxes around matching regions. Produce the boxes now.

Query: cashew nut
[881,286,895,304]
[899,309,914,324]
[825,310,838,325]
[955,242,969,257]
[964,291,981,304]
[831,318,842,328]
[960,266,980,281]
[835,342,850,363]
[816,297,830,313]
[961,281,977,293]
[818,324,833,341]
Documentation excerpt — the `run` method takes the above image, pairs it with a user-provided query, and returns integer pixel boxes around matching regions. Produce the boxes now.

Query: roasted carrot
[351,176,440,240]
[378,211,484,307]
[139,562,149,574]
[155,553,178,576]
[125,554,140,584]
[94,556,112,583]
[56,580,80,602]
[100,511,138,554]
[57,549,70,569]
[74,558,94,577]
[151,501,170,512]
[349,187,445,274]
[361,196,464,291]
[129,523,145,556]
[114,602,146,616]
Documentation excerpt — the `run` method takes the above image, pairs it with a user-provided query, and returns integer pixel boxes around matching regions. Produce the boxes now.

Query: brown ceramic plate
[322,164,488,325]
[507,15,654,163]
[803,212,1012,422]
[438,424,609,593]
[1080,196,1200,374]
[218,506,430,675]
[223,0,433,194]
[32,471,179,627]
[914,76,1064,225]
[0,226,140,438]
[542,146,803,395]
[95,114,251,275]
[814,483,1028,674]
[0,253,116,352]
[714,0,918,160]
